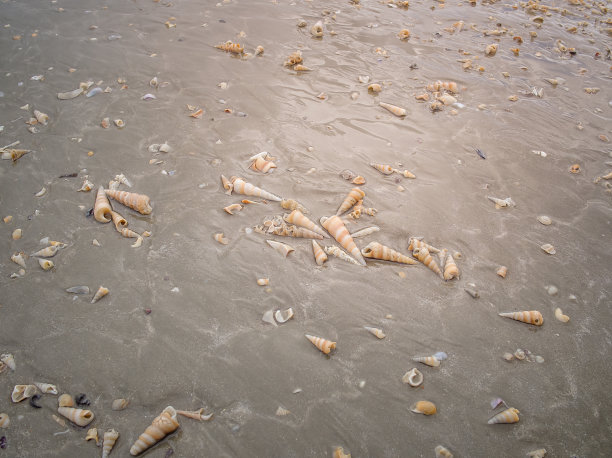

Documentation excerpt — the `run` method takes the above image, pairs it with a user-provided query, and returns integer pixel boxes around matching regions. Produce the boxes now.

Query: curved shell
[498,311,543,326]
[270,223,323,239]
[110,211,128,230]
[86,427,98,442]
[496,265,508,278]
[266,240,295,257]
[361,242,417,265]
[337,188,366,215]
[224,203,243,215]
[0,413,9,428]
[214,233,229,245]
[12,384,37,403]
[324,245,361,266]
[415,246,443,277]
[58,406,95,427]
[102,429,119,458]
[398,29,411,40]
[408,238,440,253]
[368,83,382,93]
[34,382,58,395]
[91,286,109,304]
[230,177,281,201]
[402,368,423,387]
[364,326,385,339]
[444,254,459,280]
[413,356,440,367]
[320,216,366,266]
[215,41,244,54]
[305,334,336,355]
[112,399,129,411]
[130,406,180,456]
[220,175,233,195]
[94,186,113,223]
[488,407,520,424]
[370,163,394,175]
[11,252,27,269]
[275,308,294,323]
[177,408,213,421]
[284,210,327,238]
[105,190,152,215]
[250,156,277,173]
[555,308,570,323]
[33,109,49,125]
[411,400,436,415]
[312,240,328,266]
[379,102,407,117]
[435,445,454,458]
[541,243,556,255]
[0,354,15,371]
[31,245,58,258]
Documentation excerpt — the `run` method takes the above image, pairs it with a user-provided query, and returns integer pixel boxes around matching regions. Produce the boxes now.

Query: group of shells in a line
[10,237,67,276]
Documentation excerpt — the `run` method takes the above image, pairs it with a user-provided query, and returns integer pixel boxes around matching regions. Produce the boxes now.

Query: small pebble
[144,308,152,315]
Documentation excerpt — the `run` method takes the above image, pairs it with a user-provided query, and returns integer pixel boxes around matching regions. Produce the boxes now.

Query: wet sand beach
[1,0,611,456]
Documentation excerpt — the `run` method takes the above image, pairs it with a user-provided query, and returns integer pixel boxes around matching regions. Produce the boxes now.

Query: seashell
[112,399,129,411]
[537,215,552,225]
[58,394,74,407]
[465,283,479,298]
[554,308,570,323]
[110,211,128,230]
[352,175,365,185]
[102,429,119,458]
[398,29,411,40]
[120,228,141,241]
[189,108,203,118]
[305,334,336,355]
[275,406,291,416]
[361,242,417,265]
[437,94,457,106]
[266,240,295,257]
[364,326,385,339]
[337,188,366,215]
[569,163,580,174]
[340,169,357,180]
[269,223,324,239]
[408,238,440,254]
[78,179,93,192]
[91,286,109,304]
[12,385,37,403]
[220,175,233,195]
[214,233,228,245]
[86,87,104,98]
[105,189,152,215]
[426,81,459,93]
[503,352,515,361]
[257,278,269,286]
[38,258,54,270]
[275,308,294,323]
[33,109,49,125]
[158,142,171,153]
[94,186,113,223]
[283,51,303,67]
[527,449,547,458]
[379,102,406,117]
[85,427,98,443]
[370,163,394,175]
[514,349,526,360]
[224,203,243,215]
[488,407,519,424]
[280,199,307,213]
[12,228,23,239]
[485,44,498,56]
[150,76,159,88]
[413,356,440,367]
[415,93,430,101]
[293,64,311,72]
[334,447,351,458]
[2,149,29,162]
[430,101,443,112]
[284,210,327,238]
[255,45,264,56]
[114,119,125,128]
[435,445,454,458]
[57,88,84,99]
[402,368,423,387]
[546,285,558,296]
[262,309,277,326]
[487,195,514,209]
[175,408,213,421]
[230,177,281,201]
[215,40,244,54]
[312,240,328,266]
[11,252,27,269]
[410,401,436,415]
[499,311,543,326]
[320,216,366,266]
[540,243,555,255]
[414,246,443,277]
[35,187,47,197]
[0,354,16,371]
[101,117,110,128]
[324,245,361,266]
[58,406,95,427]
[129,406,180,455]
[31,245,58,258]
[496,266,508,278]
[350,226,380,238]
[310,20,323,37]
[0,413,9,428]
[443,254,459,280]
[368,83,382,93]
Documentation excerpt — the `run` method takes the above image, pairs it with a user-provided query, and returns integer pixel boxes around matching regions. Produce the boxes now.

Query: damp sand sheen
[0,0,611,457]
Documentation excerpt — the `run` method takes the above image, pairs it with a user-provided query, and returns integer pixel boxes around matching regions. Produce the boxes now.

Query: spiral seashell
[105,190,152,215]
[85,427,98,443]
[305,334,336,355]
[414,246,443,277]
[379,102,407,117]
[215,40,243,54]
[58,394,74,407]
[413,356,440,367]
[361,242,417,265]
[364,326,385,339]
[487,407,520,424]
[443,254,459,280]
[337,188,366,215]
[129,406,180,456]
[280,198,307,213]
[350,226,380,238]
[399,169,416,178]
[78,179,93,192]
[102,429,119,458]
[250,156,277,173]
[58,406,95,427]
[498,311,543,326]
[91,286,109,304]
[120,228,141,239]
[176,408,213,421]
[11,252,27,269]
[310,20,323,37]
[33,109,49,125]
[426,81,459,93]
[31,245,59,258]
[38,258,54,270]
[370,163,394,175]
[410,400,437,415]
[12,384,37,403]
[320,216,366,266]
[408,237,440,253]
[266,240,295,257]
[110,211,127,230]
[94,186,113,223]
[230,177,281,201]
[435,445,454,458]
[284,210,327,238]
[402,368,423,387]
[34,382,58,395]
[0,413,10,428]
[312,240,328,266]
[269,223,323,239]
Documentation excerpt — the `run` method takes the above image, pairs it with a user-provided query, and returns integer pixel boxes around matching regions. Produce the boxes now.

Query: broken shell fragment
[305,334,336,355]
[275,308,294,323]
[435,445,454,458]
[488,407,520,424]
[498,311,543,326]
[411,401,436,415]
[540,243,556,255]
[368,83,382,93]
[34,382,58,395]
[485,44,498,56]
[91,286,109,304]
[129,406,180,456]
[177,408,213,421]
[12,384,38,403]
[379,102,407,117]
[102,429,119,458]
[364,326,385,339]
[334,447,351,458]
[266,240,295,257]
[12,228,23,240]
[224,203,243,215]
[569,164,580,174]
[0,354,16,371]
[398,29,411,40]
[256,278,269,286]
[57,88,84,100]
[402,368,423,387]
[275,406,291,416]
[113,119,125,128]
[38,259,54,270]
[496,266,508,278]
[58,394,74,407]
[112,398,129,411]
[310,20,323,38]
[214,233,228,245]
[58,406,95,427]
[554,308,570,323]
[527,449,547,458]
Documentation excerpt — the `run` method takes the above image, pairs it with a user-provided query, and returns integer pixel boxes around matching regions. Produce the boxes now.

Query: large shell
[443,254,459,280]
[12,384,37,403]
[370,163,394,175]
[498,311,543,326]
[130,406,180,456]
[320,216,366,266]
[31,245,58,258]
[312,240,328,266]
[408,238,440,253]
[284,210,327,238]
[94,186,113,223]
[413,356,440,367]
[266,240,295,257]
[487,407,520,424]
[34,382,58,395]
[58,406,95,427]
[0,413,9,428]
[379,102,407,117]
[337,188,366,215]
[402,368,423,387]
[410,400,437,415]
[91,286,110,304]
[361,242,417,265]
[105,190,152,215]
[305,334,336,355]
[230,177,281,201]
[324,245,361,266]
[414,246,443,277]
[102,429,119,458]
[435,445,454,458]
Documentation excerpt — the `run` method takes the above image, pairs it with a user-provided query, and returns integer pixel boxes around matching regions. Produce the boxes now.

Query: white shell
[0,354,16,371]
[554,307,570,322]
[0,413,9,428]
[34,382,58,395]
[435,445,454,458]
[274,308,294,323]
[364,326,385,339]
[112,398,129,411]
[262,310,277,327]
[402,368,423,387]
[350,226,380,238]
[12,384,37,403]
[266,240,295,257]
[541,243,556,255]
[537,215,552,225]
[10,253,27,269]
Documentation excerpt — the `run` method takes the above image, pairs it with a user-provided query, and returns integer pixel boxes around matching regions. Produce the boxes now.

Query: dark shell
[30,394,42,408]
[75,393,90,406]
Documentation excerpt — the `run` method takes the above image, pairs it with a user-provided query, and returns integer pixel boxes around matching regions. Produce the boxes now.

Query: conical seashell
[275,406,291,416]
[370,163,394,175]
[110,211,128,230]
[266,240,295,257]
[120,228,141,239]
[112,399,129,411]
[487,407,520,424]
[230,177,281,201]
[305,334,336,355]
[215,40,244,54]
[410,400,437,415]
[220,175,233,195]
[324,245,362,266]
[38,259,54,270]
[102,429,119,458]
[320,216,366,266]
[91,286,109,304]
[129,406,180,456]
[426,81,459,93]
[105,190,152,215]
[379,102,407,117]
[94,186,113,223]
[58,406,95,427]
[413,356,441,367]
[176,408,213,421]
[443,254,459,280]
[361,242,417,265]
[11,252,27,269]
[250,156,277,173]
[33,109,49,125]
[337,188,366,215]
[312,240,328,266]
[280,198,307,213]
[57,88,84,99]
[364,326,385,339]
[270,223,324,239]
[12,384,37,403]
[498,311,543,326]
[496,266,508,278]
[58,394,74,407]
[85,427,98,443]
[31,245,58,258]
[350,226,380,238]
[435,445,454,458]
[408,238,440,253]
[402,368,423,387]
[0,413,10,428]
[1,148,29,161]
[414,246,443,277]
[284,210,327,238]
[310,20,323,37]
[0,354,16,371]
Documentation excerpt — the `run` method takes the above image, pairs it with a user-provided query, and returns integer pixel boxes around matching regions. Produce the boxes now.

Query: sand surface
[1,0,611,456]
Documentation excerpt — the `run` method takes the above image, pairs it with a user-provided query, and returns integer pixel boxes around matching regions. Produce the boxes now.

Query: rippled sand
[1,0,611,456]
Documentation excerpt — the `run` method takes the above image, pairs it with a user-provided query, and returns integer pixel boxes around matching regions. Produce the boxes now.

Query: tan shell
[334,447,351,458]
[414,246,443,277]
[337,188,366,215]
[411,400,437,415]
[224,203,243,215]
[12,384,37,403]
[364,326,386,339]
[320,216,366,266]
[554,308,570,323]
[368,83,382,93]
[110,211,128,230]
[112,398,129,411]
[91,286,109,304]
[485,44,498,56]
[130,406,179,456]
[499,311,543,326]
[305,334,336,355]
[398,29,411,40]
[280,198,307,213]
[11,252,27,269]
[31,245,58,258]
[102,429,119,458]
[379,102,406,117]
[266,240,295,257]
[426,81,459,93]
[0,413,10,428]
[435,445,454,458]
[408,238,440,253]
[58,406,95,427]
[230,177,281,201]
[250,156,277,173]
[34,382,58,395]
[312,240,328,266]
[361,242,417,265]
[105,190,152,215]
[413,356,440,367]
[496,266,508,278]
[284,210,327,238]
[443,254,459,280]
[94,186,113,223]
[214,233,229,245]
[215,41,243,54]
[221,175,233,195]
[488,407,520,424]
[33,109,49,125]
[58,394,75,407]
[324,245,361,266]
[176,408,213,421]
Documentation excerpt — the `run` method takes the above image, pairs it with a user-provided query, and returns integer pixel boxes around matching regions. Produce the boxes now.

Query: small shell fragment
[496,266,508,278]
[569,164,580,174]
[0,413,10,428]
[257,278,269,286]
[85,427,98,443]
[1,354,16,371]
[12,228,23,240]
[540,243,556,255]
[275,406,291,416]
[485,44,498,56]
[402,368,423,387]
[214,233,228,245]
[527,449,547,458]
[12,384,38,403]
[113,119,125,128]
[554,308,570,323]
[274,308,294,323]
[111,399,129,411]
[435,445,454,458]
[537,215,552,225]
